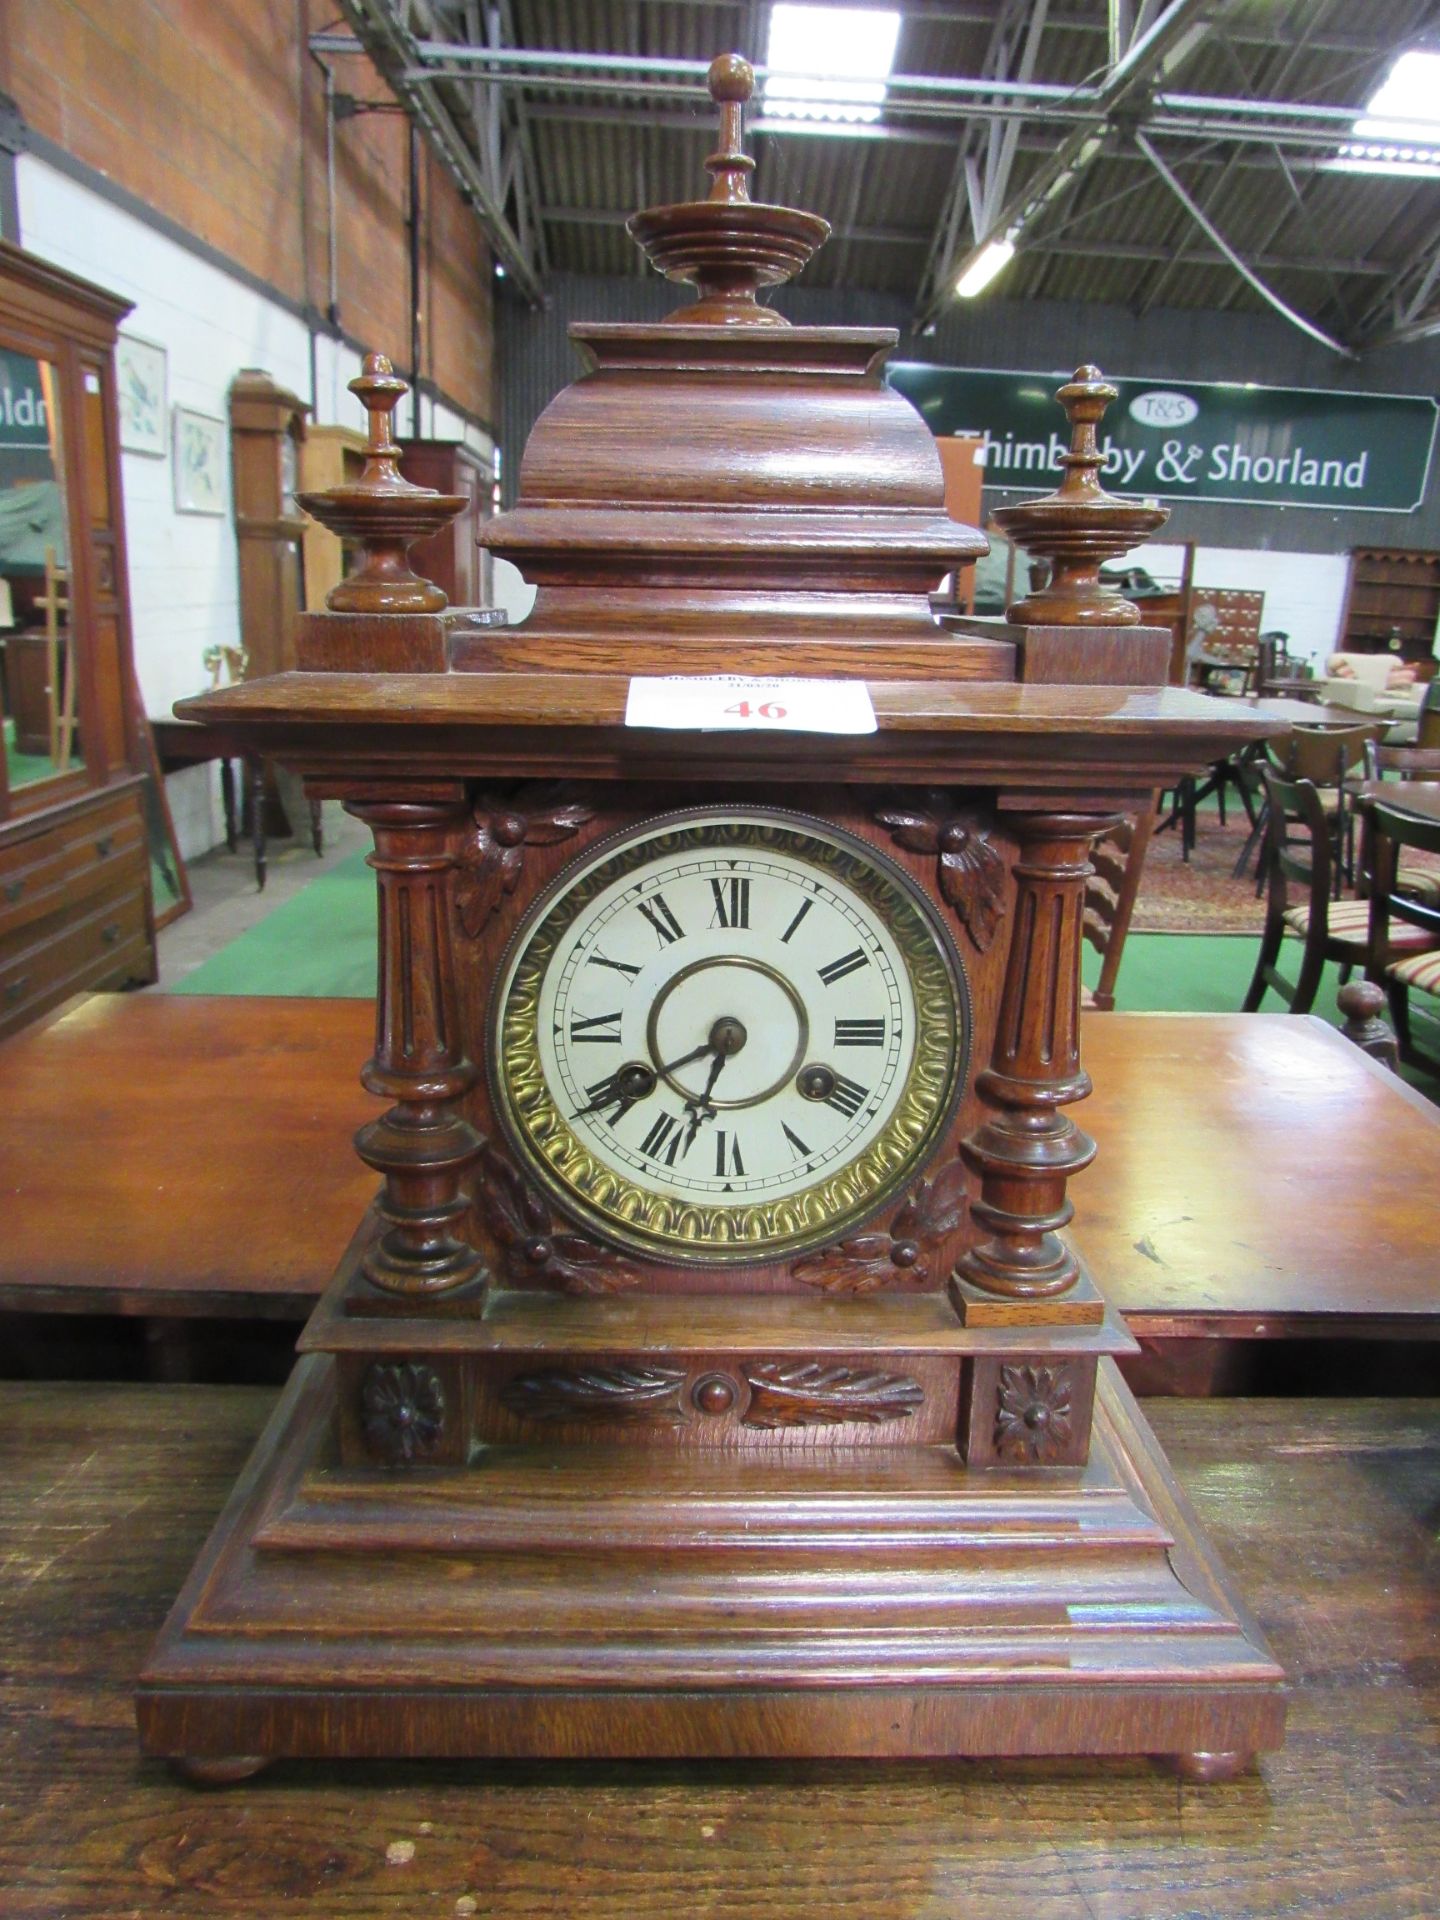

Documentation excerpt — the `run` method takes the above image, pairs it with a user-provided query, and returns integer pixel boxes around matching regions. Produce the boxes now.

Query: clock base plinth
[136,1352,1285,1771]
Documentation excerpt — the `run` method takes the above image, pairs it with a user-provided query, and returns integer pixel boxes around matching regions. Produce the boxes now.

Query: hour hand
[571,1061,657,1121]
[683,1048,728,1147]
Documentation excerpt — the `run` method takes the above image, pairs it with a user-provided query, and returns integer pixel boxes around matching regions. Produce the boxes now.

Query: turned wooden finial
[704,53,756,204]
[353,351,409,479]
[296,353,466,614]
[1337,980,1400,1072]
[1053,364,1113,500]
[992,363,1168,627]
[626,50,830,326]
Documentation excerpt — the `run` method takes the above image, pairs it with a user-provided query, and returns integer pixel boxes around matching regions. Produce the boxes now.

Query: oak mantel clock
[139,57,1285,1780]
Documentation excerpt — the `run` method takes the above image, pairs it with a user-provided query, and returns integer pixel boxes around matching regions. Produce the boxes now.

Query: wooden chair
[1418,675,1440,749]
[1248,630,1306,696]
[1267,720,1384,896]
[1081,804,1156,1010]
[1242,765,1433,1015]
[1366,797,1440,1075]
[1359,740,1440,907]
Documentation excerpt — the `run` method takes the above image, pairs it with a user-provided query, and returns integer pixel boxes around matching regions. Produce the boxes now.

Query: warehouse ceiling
[316,0,1440,357]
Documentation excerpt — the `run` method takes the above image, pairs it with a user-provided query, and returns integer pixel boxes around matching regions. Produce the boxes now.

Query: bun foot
[1170,1749,1254,1783]
[170,1754,271,1786]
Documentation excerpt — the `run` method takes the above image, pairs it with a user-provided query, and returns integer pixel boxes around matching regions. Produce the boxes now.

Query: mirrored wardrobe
[0,241,156,1040]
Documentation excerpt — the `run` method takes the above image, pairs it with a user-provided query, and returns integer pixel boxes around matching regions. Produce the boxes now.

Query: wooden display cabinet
[299,423,367,612]
[397,437,490,608]
[230,370,309,836]
[0,242,156,1040]
[1338,546,1440,667]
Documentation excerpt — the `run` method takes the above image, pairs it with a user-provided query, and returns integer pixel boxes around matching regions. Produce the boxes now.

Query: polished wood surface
[1077,1012,1440,1337]
[0,993,374,1317]
[1355,777,1440,825]
[2,996,1434,1347]
[1,1381,1433,1913]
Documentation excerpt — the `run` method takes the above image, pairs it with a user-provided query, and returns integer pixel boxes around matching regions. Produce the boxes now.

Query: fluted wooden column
[953,812,1117,1316]
[348,798,483,1297]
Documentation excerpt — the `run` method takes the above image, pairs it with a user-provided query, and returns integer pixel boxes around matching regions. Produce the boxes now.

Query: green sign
[887,363,1439,514]
[0,350,54,452]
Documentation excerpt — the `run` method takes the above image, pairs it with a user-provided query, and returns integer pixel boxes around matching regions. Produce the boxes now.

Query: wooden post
[348,797,483,1298]
[953,811,1116,1321]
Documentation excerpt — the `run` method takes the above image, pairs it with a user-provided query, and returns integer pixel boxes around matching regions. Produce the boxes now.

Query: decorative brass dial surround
[489,810,970,1264]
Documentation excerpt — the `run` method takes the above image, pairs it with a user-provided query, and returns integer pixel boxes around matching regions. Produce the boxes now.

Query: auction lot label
[888,363,1439,513]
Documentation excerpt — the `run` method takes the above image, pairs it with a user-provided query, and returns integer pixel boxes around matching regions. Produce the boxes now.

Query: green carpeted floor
[172,849,380,998]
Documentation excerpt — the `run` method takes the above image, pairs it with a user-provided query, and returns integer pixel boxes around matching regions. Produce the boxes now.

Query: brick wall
[0,0,494,424]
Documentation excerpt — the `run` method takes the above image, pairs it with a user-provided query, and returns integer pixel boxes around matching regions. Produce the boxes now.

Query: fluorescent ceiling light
[763,5,902,125]
[1327,48,1440,179]
[955,238,1015,299]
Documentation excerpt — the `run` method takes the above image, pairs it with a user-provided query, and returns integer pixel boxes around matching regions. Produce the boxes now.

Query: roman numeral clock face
[490,811,969,1264]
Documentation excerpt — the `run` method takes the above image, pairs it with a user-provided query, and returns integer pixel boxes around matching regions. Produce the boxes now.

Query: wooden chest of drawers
[0,780,155,1042]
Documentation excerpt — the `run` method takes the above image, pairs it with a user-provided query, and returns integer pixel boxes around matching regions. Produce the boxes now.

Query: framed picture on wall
[115,334,167,457]
[173,407,227,515]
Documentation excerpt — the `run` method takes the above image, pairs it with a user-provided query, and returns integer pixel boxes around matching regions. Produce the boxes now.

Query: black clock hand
[570,1062,655,1121]
[569,1039,715,1122]
[683,1047,729,1147]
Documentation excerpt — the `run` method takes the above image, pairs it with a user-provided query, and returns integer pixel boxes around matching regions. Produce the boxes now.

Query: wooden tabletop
[1240,695,1369,729]
[1354,779,1440,825]
[1,1380,1434,1917]
[2,995,1436,1350]
[1075,1011,1440,1339]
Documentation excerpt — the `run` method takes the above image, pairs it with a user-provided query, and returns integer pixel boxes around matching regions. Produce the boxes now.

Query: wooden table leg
[247,756,266,892]
[219,758,238,855]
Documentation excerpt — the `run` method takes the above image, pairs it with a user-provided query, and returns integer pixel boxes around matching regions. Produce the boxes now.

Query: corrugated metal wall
[497,271,1440,556]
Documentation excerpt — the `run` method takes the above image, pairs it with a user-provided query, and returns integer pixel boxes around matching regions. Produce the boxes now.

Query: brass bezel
[487,808,971,1265]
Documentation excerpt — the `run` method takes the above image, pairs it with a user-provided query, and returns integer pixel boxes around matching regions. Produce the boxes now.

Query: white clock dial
[491,811,968,1263]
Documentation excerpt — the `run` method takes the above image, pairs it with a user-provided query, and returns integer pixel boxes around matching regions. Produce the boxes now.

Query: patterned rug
[1131,806,1269,936]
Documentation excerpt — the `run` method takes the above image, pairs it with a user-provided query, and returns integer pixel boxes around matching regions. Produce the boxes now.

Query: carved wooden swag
[790,1158,966,1292]
[455,783,595,937]
[874,791,1007,952]
[497,1361,924,1430]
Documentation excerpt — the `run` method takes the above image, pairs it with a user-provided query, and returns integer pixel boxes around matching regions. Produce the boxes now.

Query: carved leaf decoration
[544,1233,644,1296]
[478,1142,549,1248]
[875,788,1007,954]
[790,1158,968,1293]
[512,785,595,844]
[500,1365,686,1424]
[454,829,522,939]
[890,1156,967,1246]
[937,824,1007,953]
[477,1142,641,1294]
[743,1362,924,1429]
[455,782,594,937]
[790,1234,899,1295]
[873,796,943,856]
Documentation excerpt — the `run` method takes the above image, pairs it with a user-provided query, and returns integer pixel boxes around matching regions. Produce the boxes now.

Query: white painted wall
[14,153,494,860]
[1131,540,1351,668]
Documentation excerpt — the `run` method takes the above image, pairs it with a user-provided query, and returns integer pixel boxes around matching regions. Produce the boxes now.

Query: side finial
[352,351,409,476]
[992,364,1168,626]
[296,355,467,614]
[705,54,756,204]
[626,49,829,326]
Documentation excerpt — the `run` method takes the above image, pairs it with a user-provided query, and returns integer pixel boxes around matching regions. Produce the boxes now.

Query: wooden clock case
[138,60,1283,1779]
